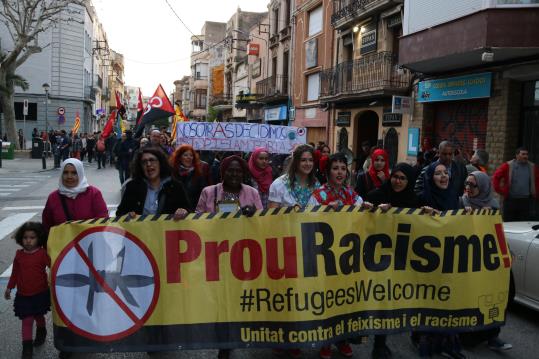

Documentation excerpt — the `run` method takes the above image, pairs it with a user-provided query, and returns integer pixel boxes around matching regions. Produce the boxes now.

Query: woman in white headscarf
[42,158,108,234]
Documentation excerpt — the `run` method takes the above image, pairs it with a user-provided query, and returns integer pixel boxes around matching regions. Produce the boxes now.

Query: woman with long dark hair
[117,147,190,219]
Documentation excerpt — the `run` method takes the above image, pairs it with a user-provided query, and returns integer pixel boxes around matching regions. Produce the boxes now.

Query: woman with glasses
[117,147,190,219]
[365,163,419,359]
[459,171,512,352]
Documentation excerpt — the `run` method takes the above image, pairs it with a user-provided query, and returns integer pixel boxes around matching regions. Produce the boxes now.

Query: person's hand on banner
[378,203,392,212]
[128,211,137,219]
[361,201,374,210]
[421,206,440,215]
[240,205,256,217]
[174,208,189,221]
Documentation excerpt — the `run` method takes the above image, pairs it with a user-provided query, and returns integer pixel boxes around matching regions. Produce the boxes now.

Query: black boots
[22,340,33,358]
[34,326,47,346]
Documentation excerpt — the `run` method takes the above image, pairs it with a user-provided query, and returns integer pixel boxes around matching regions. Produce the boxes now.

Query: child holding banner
[4,222,50,359]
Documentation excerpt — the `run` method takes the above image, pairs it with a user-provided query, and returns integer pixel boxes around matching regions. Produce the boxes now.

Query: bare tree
[0,0,84,148]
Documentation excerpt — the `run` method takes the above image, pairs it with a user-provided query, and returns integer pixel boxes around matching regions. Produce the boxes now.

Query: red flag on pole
[101,110,117,139]
[136,88,144,126]
[134,84,174,137]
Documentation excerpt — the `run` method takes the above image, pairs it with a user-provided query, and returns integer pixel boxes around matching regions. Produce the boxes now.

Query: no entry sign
[51,226,160,342]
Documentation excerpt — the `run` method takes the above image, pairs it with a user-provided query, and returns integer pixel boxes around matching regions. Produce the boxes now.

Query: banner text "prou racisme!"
[165,222,509,283]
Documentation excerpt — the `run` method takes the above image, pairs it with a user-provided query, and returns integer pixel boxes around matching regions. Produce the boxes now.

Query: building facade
[0,1,115,141]
[399,0,539,168]
[291,0,334,145]
[319,0,411,168]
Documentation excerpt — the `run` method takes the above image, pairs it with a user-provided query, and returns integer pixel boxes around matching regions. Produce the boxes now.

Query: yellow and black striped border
[66,207,500,225]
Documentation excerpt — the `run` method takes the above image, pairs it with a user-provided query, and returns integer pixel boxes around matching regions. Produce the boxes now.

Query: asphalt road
[0,157,537,358]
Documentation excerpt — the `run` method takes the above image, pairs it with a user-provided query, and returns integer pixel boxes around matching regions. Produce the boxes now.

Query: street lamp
[42,83,50,134]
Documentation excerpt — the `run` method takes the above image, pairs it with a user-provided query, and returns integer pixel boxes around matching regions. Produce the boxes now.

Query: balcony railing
[209,94,232,107]
[256,75,289,99]
[331,0,391,28]
[320,51,410,98]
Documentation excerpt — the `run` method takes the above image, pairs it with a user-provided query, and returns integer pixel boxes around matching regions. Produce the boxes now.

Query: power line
[163,0,203,43]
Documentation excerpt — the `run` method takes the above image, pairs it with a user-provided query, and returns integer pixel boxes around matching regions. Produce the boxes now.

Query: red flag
[136,88,144,126]
[102,110,117,139]
[115,91,126,118]
[135,84,174,137]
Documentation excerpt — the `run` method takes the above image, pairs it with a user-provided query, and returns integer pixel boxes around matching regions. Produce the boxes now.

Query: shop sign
[417,72,492,103]
[264,105,288,122]
[387,13,402,28]
[251,59,261,78]
[407,128,420,156]
[392,96,411,114]
[360,23,377,55]
[248,43,260,56]
[336,112,351,127]
[236,94,259,103]
[382,113,402,127]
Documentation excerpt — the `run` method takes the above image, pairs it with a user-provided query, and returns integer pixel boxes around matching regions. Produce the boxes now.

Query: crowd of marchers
[4,129,539,359]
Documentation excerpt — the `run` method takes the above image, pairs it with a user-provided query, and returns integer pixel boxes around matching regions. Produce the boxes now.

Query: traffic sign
[51,226,160,342]
[23,99,28,116]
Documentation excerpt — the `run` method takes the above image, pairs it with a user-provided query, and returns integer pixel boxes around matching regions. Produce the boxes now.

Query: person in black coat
[117,147,190,218]
[366,162,420,209]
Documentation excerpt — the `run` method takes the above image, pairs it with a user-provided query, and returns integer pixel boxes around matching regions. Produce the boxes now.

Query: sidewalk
[0,155,58,174]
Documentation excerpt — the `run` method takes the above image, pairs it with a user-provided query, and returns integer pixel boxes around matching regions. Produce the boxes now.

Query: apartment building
[318,0,411,167]
[399,0,539,167]
[173,76,191,114]
[291,0,334,145]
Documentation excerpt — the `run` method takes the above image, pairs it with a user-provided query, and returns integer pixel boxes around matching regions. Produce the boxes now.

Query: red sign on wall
[248,43,260,56]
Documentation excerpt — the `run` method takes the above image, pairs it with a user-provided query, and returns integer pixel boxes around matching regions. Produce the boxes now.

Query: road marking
[0,264,12,278]
[0,193,10,197]
[2,205,118,211]
[0,185,30,188]
[0,188,21,192]
[0,213,38,241]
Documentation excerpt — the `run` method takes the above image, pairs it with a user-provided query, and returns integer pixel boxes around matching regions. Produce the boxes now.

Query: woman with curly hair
[169,144,209,212]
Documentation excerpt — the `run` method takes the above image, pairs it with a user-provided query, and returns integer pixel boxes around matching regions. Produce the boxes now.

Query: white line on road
[0,185,30,188]
[0,193,10,197]
[0,264,12,278]
[0,213,38,241]
[0,188,21,192]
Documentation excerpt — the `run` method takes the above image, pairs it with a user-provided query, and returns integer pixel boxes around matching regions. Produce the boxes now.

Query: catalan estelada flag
[72,112,81,134]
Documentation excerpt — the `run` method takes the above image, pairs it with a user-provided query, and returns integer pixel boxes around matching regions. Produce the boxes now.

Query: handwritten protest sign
[175,122,307,153]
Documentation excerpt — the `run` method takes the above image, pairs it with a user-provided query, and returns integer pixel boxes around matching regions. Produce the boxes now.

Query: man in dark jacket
[116,130,137,184]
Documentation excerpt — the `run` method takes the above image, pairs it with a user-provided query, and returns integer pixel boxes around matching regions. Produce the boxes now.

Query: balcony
[256,75,289,103]
[210,95,232,108]
[192,75,208,90]
[269,33,279,48]
[320,51,411,102]
[331,0,399,29]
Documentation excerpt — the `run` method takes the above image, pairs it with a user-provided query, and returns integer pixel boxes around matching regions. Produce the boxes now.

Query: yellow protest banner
[48,207,510,351]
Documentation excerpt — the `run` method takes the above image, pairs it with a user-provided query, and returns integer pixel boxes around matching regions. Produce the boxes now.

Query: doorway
[355,110,379,166]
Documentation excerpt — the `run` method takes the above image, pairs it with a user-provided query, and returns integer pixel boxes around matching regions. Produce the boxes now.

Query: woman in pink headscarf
[248,148,274,208]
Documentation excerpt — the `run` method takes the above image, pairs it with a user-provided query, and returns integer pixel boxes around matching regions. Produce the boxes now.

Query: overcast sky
[94,0,269,96]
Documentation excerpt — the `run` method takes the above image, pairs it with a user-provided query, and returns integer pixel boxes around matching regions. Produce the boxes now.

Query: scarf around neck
[58,158,89,199]
[248,148,273,194]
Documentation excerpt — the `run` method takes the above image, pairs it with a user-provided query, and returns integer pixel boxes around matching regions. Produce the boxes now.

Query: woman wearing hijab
[367,162,420,210]
[42,158,108,234]
[355,149,390,198]
[170,144,208,212]
[42,159,108,359]
[365,163,420,359]
[460,171,499,210]
[417,162,465,359]
[268,144,320,209]
[117,147,190,219]
[248,148,273,209]
[196,155,262,214]
[459,171,512,352]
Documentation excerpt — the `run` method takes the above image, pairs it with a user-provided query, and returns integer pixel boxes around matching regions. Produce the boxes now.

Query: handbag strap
[59,194,73,221]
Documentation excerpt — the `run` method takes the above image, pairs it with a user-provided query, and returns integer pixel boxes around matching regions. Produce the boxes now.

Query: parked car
[504,222,539,312]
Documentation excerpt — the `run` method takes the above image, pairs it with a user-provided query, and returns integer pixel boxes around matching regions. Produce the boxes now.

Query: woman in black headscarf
[420,162,459,212]
[366,162,420,209]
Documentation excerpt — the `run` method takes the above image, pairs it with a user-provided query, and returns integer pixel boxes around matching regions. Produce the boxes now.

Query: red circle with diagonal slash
[51,226,160,342]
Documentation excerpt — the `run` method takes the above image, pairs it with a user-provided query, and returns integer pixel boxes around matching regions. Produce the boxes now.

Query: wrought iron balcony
[320,51,410,99]
[209,94,232,107]
[331,0,397,29]
[256,75,289,101]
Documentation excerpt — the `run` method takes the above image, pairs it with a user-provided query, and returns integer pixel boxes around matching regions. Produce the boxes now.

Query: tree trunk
[1,92,18,149]
[0,67,20,150]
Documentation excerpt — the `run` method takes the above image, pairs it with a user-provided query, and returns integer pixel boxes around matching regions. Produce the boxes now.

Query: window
[195,90,207,109]
[307,72,320,101]
[308,6,323,36]
[15,102,37,121]
[273,7,280,35]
